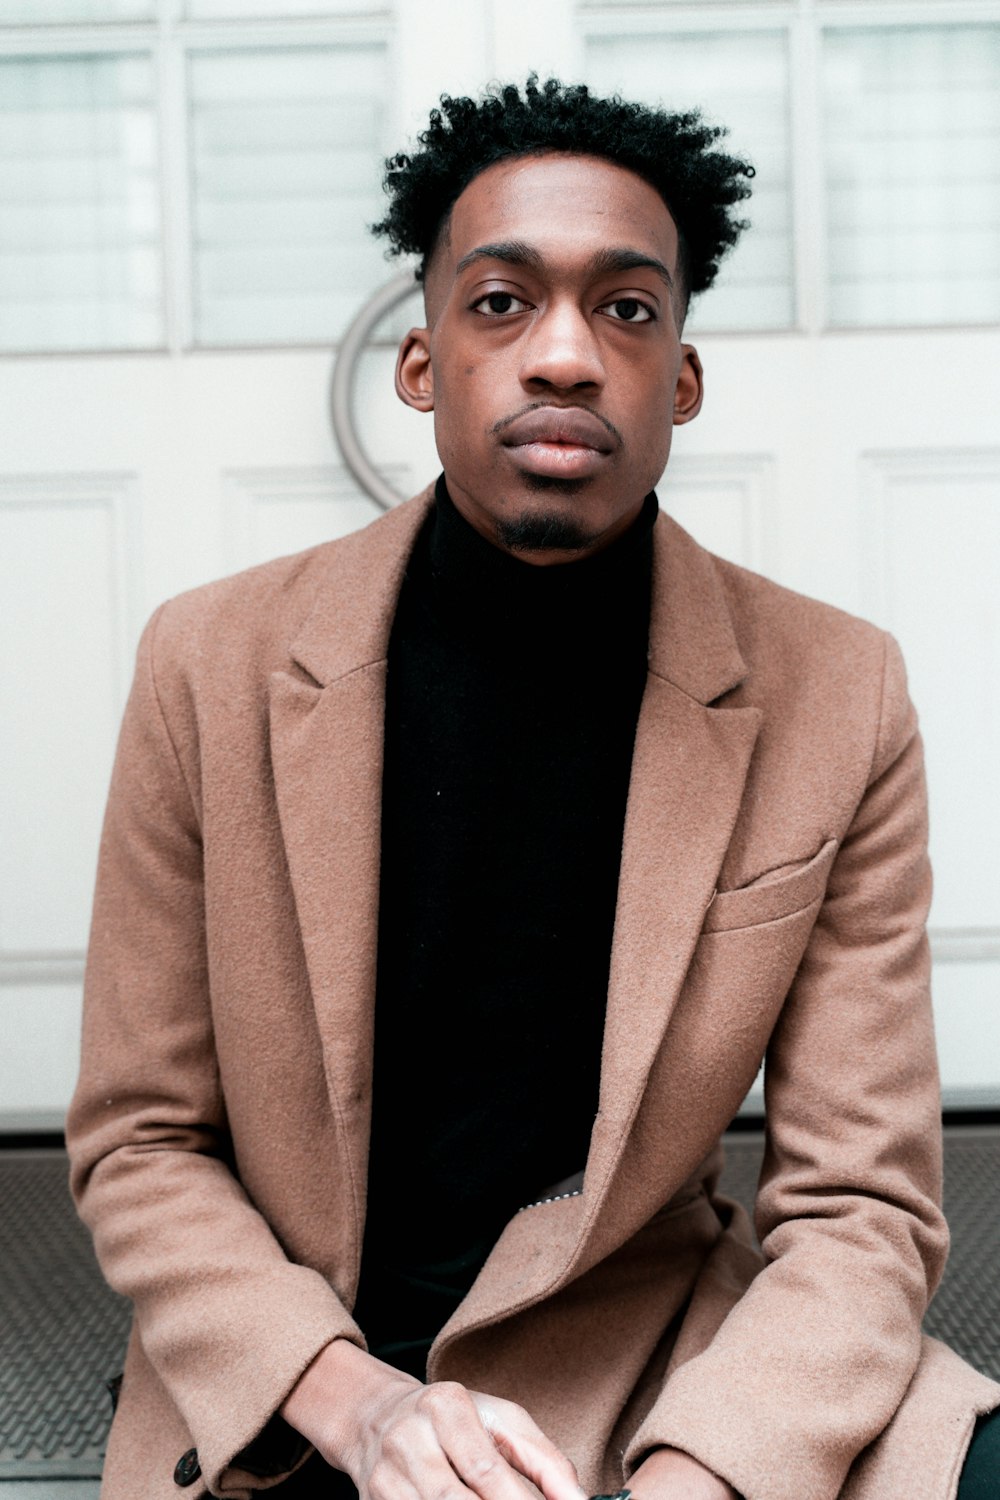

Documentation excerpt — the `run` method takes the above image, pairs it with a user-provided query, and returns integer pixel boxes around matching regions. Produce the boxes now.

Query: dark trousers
[959,1407,1000,1499]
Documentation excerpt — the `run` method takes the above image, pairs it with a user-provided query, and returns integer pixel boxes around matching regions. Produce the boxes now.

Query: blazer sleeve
[622,634,948,1500]
[66,605,364,1498]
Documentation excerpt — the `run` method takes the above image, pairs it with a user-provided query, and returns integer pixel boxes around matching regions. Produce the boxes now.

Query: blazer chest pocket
[703,837,839,934]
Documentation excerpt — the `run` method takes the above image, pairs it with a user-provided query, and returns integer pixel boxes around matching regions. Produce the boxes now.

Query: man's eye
[601,298,654,323]
[472,291,528,316]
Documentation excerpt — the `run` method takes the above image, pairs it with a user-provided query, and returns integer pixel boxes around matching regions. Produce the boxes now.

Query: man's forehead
[439,152,680,279]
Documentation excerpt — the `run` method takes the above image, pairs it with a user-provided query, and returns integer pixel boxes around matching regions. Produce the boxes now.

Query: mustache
[489,402,624,450]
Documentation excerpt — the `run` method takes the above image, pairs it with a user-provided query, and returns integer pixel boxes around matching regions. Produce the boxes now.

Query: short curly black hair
[371,76,754,305]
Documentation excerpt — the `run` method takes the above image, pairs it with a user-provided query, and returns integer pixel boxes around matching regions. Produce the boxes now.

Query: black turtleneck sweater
[352,478,656,1377]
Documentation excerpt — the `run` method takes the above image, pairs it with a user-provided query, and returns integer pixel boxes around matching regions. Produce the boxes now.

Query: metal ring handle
[330,268,422,512]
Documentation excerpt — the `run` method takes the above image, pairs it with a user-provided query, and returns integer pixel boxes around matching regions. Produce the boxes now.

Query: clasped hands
[280,1340,737,1500]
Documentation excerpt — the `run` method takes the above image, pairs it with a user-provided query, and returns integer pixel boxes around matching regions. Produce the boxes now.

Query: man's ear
[673,344,704,426]
[395,327,434,411]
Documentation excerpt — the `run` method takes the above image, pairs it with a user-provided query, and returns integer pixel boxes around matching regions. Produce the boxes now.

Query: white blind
[824,25,1000,328]
[186,0,384,14]
[188,44,390,346]
[0,1,153,20]
[0,52,163,353]
[583,28,794,332]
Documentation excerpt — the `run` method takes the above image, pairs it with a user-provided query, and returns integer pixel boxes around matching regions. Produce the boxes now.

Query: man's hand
[280,1339,586,1500]
[630,1446,739,1500]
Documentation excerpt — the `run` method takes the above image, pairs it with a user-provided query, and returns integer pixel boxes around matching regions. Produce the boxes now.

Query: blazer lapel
[430,514,761,1361]
[585,517,763,1217]
[268,488,433,1295]
[581,675,761,1251]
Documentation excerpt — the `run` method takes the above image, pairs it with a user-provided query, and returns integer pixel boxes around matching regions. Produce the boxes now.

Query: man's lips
[498,406,616,480]
[498,406,615,452]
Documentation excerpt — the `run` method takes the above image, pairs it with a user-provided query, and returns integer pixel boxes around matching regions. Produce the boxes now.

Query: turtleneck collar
[420,474,657,659]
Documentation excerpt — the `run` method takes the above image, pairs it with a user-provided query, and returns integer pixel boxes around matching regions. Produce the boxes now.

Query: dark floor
[2,1130,998,1490]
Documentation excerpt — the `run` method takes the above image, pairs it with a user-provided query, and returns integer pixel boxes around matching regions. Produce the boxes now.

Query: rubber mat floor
[1,1130,998,1491]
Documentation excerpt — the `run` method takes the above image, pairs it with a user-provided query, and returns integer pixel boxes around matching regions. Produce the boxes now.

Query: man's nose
[519,303,605,391]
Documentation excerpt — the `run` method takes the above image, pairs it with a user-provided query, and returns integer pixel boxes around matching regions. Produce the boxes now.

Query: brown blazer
[67,488,999,1500]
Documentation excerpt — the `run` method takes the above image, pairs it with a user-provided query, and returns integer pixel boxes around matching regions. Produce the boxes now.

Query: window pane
[186,0,383,13]
[823,26,1000,328]
[0,53,163,353]
[188,44,390,346]
[0,0,153,20]
[584,29,793,332]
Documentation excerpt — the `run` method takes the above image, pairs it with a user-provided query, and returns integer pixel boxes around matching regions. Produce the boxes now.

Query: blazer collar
[288,484,435,686]
[289,489,748,705]
[647,508,747,704]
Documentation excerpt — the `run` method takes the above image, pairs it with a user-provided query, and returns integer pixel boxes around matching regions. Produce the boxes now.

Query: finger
[472,1396,585,1500]
[445,1413,537,1500]
[374,1426,480,1500]
[392,1386,521,1500]
[415,1384,529,1500]
[364,1472,423,1500]
[406,1451,481,1500]
[377,1402,478,1496]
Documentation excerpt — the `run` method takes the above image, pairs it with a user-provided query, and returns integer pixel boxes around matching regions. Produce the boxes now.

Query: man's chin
[494,510,593,554]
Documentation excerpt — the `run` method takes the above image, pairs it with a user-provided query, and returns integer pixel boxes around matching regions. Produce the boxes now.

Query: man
[68,78,999,1500]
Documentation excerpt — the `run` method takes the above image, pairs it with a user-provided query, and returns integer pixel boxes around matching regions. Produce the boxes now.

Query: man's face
[395,152,704,565]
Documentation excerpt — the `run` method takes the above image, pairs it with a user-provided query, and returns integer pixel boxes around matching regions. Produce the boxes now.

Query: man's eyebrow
[588,246,675,292]
[455,241,545,276]
[455,240,675,292]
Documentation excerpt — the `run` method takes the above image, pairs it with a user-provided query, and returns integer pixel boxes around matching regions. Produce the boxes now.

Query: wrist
[280,1339,417,1472]
[630,1446,738,1500]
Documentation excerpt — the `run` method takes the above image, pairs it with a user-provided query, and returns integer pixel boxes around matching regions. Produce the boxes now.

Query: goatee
[495,512,592,553]
[495,476,594,554]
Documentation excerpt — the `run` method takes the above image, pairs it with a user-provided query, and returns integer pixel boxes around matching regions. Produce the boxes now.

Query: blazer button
[174,1448,202,1487]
